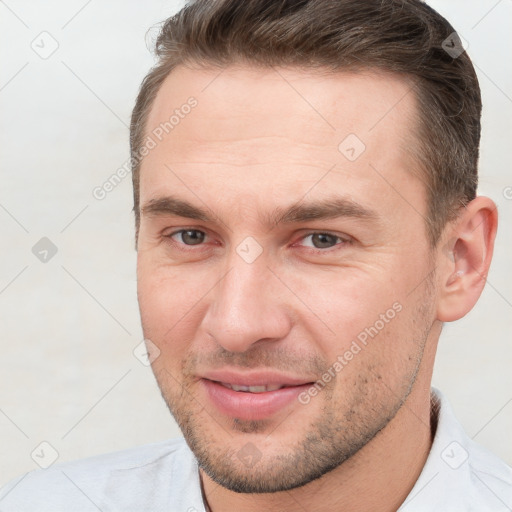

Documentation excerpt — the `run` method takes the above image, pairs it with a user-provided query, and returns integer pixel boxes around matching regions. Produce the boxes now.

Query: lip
[199,369,315,421]
[200,369,314,388]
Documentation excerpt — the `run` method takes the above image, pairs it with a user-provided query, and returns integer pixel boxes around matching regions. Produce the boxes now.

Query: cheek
[328,310,425,402]
[295,264,427,384]
[137,263,211,351]
[288,270,400,354]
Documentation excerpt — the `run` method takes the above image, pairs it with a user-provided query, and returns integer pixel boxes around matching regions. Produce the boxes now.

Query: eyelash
[164,229,350,253]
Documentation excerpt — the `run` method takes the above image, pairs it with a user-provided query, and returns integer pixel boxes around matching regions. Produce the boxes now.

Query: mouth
[216,382,291,393]
[199,371,316,421]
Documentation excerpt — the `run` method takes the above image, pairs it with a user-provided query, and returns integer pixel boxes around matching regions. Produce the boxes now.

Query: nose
[201,258,292,353]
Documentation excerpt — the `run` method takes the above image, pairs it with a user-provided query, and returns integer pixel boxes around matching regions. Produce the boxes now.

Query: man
[1,0,510,510]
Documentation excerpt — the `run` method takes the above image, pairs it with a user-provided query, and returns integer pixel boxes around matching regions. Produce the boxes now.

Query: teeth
[220,383,284,393]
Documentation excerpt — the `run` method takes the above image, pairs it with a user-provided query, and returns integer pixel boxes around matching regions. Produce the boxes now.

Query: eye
[298,232,347,250]
[168,229,207,246]
[164,229,349,253]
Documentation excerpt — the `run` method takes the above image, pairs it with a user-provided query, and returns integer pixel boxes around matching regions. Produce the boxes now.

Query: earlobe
[436,196,498,322]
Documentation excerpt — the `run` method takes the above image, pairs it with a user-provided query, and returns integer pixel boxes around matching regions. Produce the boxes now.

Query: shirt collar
[399,387,511,510]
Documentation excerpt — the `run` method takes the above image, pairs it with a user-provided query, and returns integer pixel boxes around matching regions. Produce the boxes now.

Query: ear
[436,196,498,322]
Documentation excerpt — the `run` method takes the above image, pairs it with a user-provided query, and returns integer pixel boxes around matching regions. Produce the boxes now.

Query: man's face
[136,65,438,492]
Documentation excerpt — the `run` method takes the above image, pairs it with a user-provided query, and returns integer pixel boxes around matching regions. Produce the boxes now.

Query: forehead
[140,64,424,226]
[146,64,417,145]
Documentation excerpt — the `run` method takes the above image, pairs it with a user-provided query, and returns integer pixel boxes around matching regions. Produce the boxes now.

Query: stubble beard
[150,279,436,493]
[154,346,431,493]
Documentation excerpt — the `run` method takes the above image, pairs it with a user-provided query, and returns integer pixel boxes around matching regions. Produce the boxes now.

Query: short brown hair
[130,0,481,246]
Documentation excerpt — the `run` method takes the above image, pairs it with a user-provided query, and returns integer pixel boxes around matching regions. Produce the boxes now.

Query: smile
[217,382,287,393]
[200,375,315,421]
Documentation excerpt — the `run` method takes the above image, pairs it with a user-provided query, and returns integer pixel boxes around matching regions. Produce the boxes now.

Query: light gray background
[0,0,511,486]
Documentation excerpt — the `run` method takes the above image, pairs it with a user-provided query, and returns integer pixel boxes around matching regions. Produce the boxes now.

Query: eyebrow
[140,195,379,227]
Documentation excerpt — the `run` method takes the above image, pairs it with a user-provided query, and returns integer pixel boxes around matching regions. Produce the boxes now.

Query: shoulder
[434,389,512,493]
[466,434,512,502]
[400,389,512,511]
[0,437,204,512]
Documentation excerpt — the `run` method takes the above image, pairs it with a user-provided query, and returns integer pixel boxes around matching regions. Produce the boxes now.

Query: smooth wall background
[0,0,511,486]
